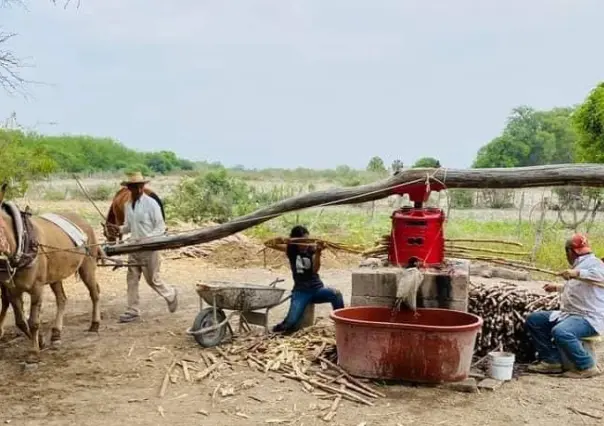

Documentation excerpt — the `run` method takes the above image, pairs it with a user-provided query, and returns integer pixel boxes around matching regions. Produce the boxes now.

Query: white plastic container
[488,351,515,381]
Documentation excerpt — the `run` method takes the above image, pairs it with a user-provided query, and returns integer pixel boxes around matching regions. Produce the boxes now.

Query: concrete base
[350,258,470,311]
[298,303,315,329]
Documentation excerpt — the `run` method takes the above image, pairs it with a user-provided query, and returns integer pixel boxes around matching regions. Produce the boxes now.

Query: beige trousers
[126,251,175,314]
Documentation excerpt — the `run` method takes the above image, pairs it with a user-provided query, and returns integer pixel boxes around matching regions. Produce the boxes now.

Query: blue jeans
[525,311,597,370]
[273,287,344,333]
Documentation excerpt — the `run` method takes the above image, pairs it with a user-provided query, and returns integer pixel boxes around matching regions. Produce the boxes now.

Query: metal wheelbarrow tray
[195,281,287,311]
[186,279,290,348]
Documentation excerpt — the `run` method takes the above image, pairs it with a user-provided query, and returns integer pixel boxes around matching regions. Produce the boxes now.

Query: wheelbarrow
[185,278,291,348]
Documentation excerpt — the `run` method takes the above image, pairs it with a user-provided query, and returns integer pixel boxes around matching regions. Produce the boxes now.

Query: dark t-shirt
[286,244,324,291]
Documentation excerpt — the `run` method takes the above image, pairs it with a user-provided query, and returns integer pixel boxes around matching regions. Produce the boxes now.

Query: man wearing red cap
[525,233,604,378]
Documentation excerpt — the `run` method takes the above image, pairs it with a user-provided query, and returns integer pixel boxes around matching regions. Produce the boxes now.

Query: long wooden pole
[103,164,604,256]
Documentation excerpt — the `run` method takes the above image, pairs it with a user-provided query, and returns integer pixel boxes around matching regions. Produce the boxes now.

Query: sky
[1,0,603,169]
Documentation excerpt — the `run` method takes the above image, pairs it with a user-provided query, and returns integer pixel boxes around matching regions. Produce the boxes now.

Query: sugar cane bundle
[264,237,365,254]
[468,282,560,362]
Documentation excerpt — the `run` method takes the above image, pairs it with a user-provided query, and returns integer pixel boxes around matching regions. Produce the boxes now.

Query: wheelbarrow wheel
[190,307,227,348]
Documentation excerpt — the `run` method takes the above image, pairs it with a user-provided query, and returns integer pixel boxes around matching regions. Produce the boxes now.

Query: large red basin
[330,307,483,383]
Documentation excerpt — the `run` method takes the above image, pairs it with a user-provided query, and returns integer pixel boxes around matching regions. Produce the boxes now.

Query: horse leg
[49,281,67,348]
[78,259,101,332]
[10,290,31,339]
[26,286,44,363]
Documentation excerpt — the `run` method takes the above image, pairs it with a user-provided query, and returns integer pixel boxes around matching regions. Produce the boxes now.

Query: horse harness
[0,201,39,278]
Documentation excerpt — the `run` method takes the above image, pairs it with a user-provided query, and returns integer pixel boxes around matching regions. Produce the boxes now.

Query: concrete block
[299,303,315,329]
[350,295,395,308]
[418,270,469,302]
[351,268,403,297]
[477,378,503,391]
[418,298,468,312]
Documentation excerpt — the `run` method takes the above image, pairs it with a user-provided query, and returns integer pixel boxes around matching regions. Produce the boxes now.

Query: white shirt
[550,253,604,334]
[120,193,165,240]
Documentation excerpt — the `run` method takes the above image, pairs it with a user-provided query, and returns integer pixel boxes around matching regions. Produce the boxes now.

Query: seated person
[269,225,344,334]
[525,233,604,378]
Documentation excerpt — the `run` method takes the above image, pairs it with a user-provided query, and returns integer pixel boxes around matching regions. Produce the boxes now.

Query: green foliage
[0,130,57,197]
[366,156,387,174]
[449,189,475,209]
[87,184,114,201]
[573,82,604,163]
[0,129,192,175]
[473,106,577,168]
[412,157,441,168]
[165,168,252,224]
[391,159,404,172]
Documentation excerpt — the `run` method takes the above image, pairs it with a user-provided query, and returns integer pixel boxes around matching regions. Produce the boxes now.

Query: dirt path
[1,259,603,426]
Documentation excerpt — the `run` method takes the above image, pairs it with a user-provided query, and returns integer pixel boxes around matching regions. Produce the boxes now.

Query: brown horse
[0,187,103,363]
[103,185,165,242]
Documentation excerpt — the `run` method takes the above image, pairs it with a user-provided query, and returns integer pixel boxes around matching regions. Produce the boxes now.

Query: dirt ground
[1,245,604,426]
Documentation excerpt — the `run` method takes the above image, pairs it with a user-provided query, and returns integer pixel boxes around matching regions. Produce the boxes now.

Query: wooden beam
[103,164,604,256]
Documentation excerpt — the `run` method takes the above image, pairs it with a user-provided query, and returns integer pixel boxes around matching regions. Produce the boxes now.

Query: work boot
[167,288,178,313]
[527,361,563,374]
[562,365,601,379]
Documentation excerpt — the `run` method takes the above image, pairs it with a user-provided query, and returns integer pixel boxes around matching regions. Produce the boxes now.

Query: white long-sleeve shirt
[550,253,604,334]
[120,193,165,240]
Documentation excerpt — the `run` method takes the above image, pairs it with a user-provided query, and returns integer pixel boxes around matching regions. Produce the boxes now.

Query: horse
[0,185,103,363]
[103,185,165,242]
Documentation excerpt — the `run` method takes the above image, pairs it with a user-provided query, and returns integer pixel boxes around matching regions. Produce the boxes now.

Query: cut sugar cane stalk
[445,238,523,247]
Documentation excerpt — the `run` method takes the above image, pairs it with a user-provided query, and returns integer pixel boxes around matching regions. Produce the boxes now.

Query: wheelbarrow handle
[277,292,292,306]
[268,278,285,287]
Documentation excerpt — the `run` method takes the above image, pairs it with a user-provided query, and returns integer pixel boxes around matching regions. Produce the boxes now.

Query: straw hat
[121,171,150,186]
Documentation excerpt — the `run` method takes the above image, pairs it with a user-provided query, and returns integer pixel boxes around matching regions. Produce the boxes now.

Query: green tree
[412,157,440,168]
[165,167,258,224]
[573,82,604,163]
[391,159,404,172]
[0,130,56,197]
[366,156,386,173]
[473,106,577,168]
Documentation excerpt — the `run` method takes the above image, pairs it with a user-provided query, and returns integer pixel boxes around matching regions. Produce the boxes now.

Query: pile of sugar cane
[468,281,560,362]
[161,324,383,410]
[226,325,383,408]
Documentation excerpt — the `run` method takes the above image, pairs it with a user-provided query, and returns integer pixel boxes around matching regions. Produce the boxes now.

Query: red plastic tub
[330,307,483,383]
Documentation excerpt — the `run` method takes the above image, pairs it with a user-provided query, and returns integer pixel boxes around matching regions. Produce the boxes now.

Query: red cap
[569,233,591,255]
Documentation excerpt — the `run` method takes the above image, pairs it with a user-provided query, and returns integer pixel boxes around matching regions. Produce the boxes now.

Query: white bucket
[488,351,515,381]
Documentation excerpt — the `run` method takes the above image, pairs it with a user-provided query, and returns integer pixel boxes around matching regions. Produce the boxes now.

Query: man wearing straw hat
[114,171,178,323]
[525,233,604,378]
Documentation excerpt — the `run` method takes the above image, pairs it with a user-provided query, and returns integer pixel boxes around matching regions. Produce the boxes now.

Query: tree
[0,0,76,93]
[573,82,604,163]
[473,106,577,168]
[412,157,440,168]
[391,159,404,172]
[366,156,386,173]
[0,130,56,197]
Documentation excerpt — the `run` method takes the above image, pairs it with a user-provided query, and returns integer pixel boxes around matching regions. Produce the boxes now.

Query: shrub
[87,184,114,201]
[166,168,259,224]
[449,189,475,209]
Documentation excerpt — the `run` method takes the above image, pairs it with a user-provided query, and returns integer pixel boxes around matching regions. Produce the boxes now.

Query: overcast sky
[1,0,603,169]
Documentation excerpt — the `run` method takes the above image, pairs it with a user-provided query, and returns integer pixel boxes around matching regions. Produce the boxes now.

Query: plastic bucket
[488,351,515,381]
